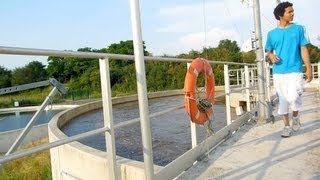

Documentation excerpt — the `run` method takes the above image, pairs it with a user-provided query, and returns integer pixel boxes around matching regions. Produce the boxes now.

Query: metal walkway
[176,87,320,179]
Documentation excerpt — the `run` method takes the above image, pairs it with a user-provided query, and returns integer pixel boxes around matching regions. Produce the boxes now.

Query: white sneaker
[292,116,301,132]
[281,126,292,138]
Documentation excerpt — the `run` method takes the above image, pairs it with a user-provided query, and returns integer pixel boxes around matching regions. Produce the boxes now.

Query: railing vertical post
[265,62,271,102]
[317,62,320,79]
[317,61,320,94]
[245,66,251,111]
[311,64,314,78]
[187,62,197,148]
[224,64,232,125]
[191,121,197,148]
[250,69,254,85]
[99,58,117,180]
[129,0,154,179]
[241,68,245,88]
[236,70,240,85]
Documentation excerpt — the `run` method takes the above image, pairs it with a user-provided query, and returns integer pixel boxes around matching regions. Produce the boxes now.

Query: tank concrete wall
[48,90,185,179]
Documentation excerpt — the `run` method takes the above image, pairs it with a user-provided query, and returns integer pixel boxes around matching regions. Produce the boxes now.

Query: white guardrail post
[245,66,251,111]
[224,64,232,125]
[265,62,271,102]
[99,58,118,180]
[186,62,198,148]
[318,62,320,94]
[236,70,240,85]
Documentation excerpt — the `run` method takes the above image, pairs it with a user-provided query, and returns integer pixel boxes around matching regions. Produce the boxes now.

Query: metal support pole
[190,122,197,148]
[245,66,251,111]
[129,0,154,179]
[237,70,240,85]
[253,0,268,123]
[241,69,245,88]
[318,62,320,94]
[187,62,198,148]
[265,62,271,102]
[224,65,232,125]
[311,64,316,78]
[318,61,320,79]
[250,69,254,85]
[99,58,117,180]
[5,87,59,155]
[317,61,320,94]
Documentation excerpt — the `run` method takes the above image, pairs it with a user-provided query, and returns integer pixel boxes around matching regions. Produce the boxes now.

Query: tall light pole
[252,0,269,124]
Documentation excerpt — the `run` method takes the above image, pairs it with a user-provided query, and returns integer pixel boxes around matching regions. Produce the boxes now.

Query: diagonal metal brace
[49,78,67,95]
[3,78,67,159]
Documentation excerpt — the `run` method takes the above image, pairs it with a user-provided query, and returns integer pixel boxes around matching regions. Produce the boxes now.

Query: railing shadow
[177,117,320,180]
[176,92,320,179]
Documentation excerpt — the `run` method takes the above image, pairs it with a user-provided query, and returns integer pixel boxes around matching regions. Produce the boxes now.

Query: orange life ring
[184,58,215,124]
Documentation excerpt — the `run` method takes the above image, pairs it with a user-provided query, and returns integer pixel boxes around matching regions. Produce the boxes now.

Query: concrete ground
[177,89,320,180]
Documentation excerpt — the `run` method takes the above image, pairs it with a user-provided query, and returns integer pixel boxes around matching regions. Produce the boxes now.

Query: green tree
[107,40,149,68]
[47,47,99,83]
[307,44,320,63]
[11,61,47,85]
[47,56,68,82]
[177,50,201,59]
[0,66,12,88]
[242,51,256,63]
[146,62,168,91]
[105,40,150,95]
[216,39,242,62]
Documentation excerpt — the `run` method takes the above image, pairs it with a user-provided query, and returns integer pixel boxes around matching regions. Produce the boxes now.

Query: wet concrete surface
[62,95,236,166]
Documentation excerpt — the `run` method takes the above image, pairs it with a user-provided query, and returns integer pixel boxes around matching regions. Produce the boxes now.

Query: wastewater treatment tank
[48,90,237,179]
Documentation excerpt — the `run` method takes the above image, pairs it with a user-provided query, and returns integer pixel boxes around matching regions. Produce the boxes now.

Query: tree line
[0,39,319,98]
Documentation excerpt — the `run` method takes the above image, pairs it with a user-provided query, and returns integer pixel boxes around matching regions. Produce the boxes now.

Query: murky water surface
[62,95,236,166]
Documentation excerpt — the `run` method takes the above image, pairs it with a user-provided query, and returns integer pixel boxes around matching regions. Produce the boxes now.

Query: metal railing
[2,45,318,179]
[0,45,262,180]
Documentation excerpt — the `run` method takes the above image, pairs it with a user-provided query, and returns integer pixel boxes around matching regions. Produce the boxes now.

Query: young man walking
[265,1,313,137]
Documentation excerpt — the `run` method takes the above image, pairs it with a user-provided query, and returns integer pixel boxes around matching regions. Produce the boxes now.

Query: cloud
[156,21,193,33]
[157,0,251,34]
[152,1,249,55]
[180,27,240,49]
[150,0,320,56]
[151,27,241,56]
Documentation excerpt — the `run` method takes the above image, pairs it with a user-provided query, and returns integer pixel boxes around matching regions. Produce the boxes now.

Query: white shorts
[273,73,304,115]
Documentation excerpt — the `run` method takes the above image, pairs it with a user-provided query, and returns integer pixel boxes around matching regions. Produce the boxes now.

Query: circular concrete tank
[48,90,233,179]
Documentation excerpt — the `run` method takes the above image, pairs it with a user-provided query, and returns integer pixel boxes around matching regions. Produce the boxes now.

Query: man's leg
[292,110,301,131]
[283,113,290,126]
[289,73,303,132]
[281,113,292,137]
[274,74,292,137]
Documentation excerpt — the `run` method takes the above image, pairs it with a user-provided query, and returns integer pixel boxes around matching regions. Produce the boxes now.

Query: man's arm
[266,51,279,64]
[301,46,313,82]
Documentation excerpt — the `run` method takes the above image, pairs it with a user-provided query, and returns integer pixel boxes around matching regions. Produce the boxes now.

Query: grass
[0,138,52,180]
[0,87,53,108]
[0,86,100,108]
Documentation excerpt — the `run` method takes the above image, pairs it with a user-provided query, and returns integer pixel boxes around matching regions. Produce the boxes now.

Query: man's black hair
[273,1,293,20]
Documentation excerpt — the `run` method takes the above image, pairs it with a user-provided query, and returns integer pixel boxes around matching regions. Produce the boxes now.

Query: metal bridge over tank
[1,44,319,179]
[0,0,319,178]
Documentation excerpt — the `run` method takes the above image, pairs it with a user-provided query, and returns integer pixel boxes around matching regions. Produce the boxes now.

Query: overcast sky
[0,0,319,70]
